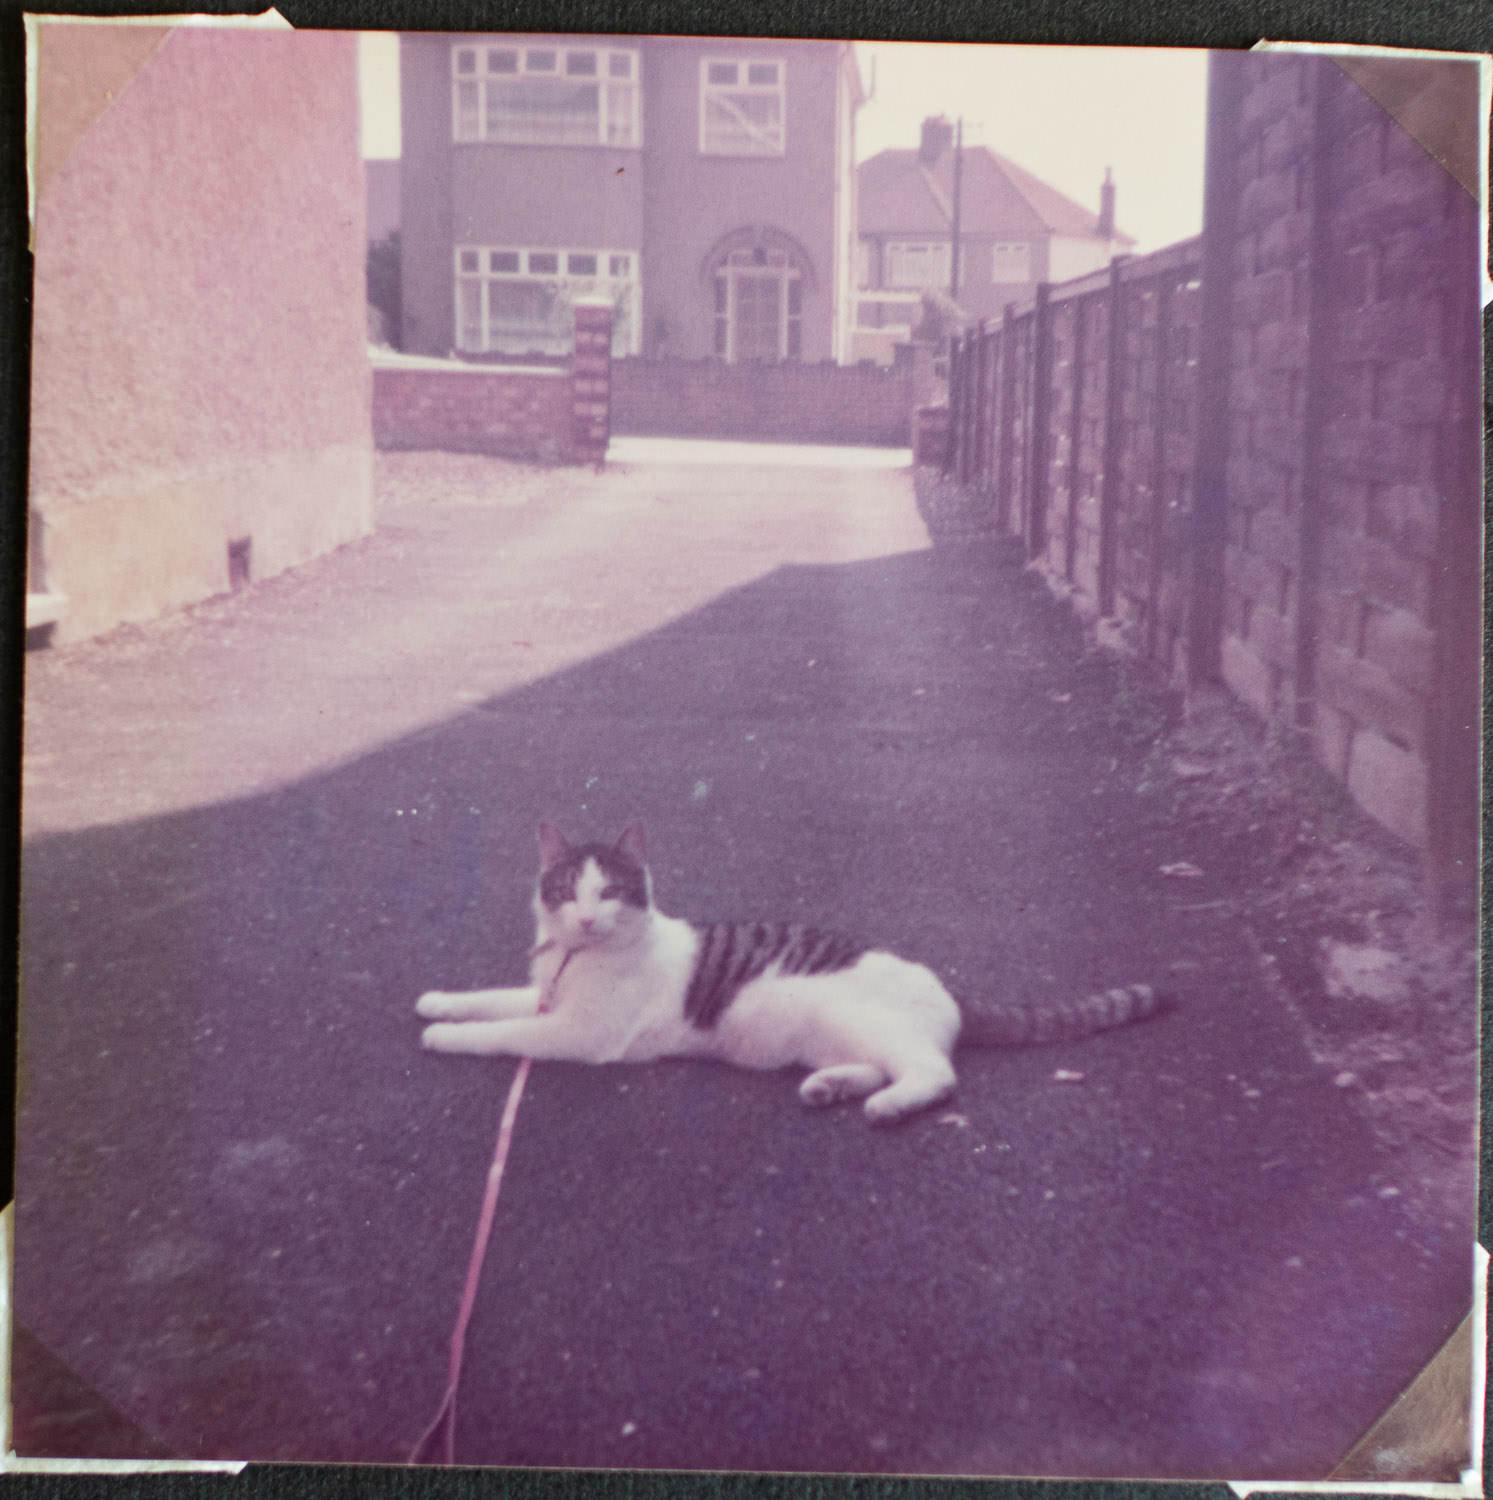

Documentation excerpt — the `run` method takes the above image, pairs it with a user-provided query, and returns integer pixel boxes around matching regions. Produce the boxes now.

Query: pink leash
[409,1054,534,1465]
[410,947,568,1465]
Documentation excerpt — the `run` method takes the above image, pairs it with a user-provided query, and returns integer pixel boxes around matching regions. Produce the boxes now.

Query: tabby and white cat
[417,823,1164,1124]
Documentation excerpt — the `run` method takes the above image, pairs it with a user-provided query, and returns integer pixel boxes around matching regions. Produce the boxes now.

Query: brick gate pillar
[571,297,613,468]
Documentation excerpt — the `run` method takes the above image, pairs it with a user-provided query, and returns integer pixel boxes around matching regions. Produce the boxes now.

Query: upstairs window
[699,57,785,156]
[452,43,639,147]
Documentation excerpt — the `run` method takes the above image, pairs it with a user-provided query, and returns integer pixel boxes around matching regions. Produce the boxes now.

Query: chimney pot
[1098,166,1116,240]
[919,115,953,165]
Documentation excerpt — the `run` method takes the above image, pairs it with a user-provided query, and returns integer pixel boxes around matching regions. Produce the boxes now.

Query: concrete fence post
[1291,58,1336,735]
[571,298,613,468]
[1143,271,1175,658]
[943,334,963,476]
[1097,260,1127,615]
[996,304,1017,534]
[1063,294,1089,583]
[1186,50,1242,687]
[972,322,992,491]
[1026,282,1053,559]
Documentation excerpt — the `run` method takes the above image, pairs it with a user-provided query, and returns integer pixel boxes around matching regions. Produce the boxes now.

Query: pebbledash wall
[937,50,1482,893]
[371,301,613,464]
[27,24,374,645]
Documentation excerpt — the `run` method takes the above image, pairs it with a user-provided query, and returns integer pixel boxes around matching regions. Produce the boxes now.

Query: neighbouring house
[27,21,373,645]
[397,32,865,364]
[366,157,401,243]
[854,115,1134,358]
[366,160,403,347]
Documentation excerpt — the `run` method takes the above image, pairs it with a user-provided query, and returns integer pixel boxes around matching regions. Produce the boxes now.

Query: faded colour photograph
[13,18,1484,1483]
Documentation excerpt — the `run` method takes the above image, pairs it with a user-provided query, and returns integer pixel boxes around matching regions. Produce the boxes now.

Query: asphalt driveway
[13,442,1472,1476]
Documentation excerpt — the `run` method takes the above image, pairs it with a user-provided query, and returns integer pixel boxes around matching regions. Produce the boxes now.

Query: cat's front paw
[421,1022,460,1051]
[416,991,453,1020]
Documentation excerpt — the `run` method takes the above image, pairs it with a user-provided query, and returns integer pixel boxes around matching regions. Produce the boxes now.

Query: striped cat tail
[960,983,1168,1048]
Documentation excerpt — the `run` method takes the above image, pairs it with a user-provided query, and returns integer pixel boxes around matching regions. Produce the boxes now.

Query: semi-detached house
[855,115,1135,349]
[398,33,864,365]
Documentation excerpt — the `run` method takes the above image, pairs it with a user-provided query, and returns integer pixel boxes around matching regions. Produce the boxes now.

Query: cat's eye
[601,883,621,899]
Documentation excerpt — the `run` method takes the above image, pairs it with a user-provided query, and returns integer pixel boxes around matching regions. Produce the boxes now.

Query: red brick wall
[372,362,576,462]
[372,301,614,464]
[570,300,613,466]
[611,355,918,446]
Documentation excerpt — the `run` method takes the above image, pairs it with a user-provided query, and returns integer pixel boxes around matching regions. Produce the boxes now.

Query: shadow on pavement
[14,544,1472,1475]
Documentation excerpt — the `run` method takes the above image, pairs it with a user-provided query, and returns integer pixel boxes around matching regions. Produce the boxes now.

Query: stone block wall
[1210,51,1482,867]
[1216,53,1317,727]
[937,50,1480,887]
[945,241,1201,660]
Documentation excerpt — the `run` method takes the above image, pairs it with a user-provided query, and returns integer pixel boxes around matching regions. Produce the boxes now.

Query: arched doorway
[702,227,816,363]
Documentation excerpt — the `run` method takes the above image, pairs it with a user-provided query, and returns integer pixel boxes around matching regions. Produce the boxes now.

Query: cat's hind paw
[799,1076,839,1108]
[862,1093,916,1125]
[862,1066,956,1124]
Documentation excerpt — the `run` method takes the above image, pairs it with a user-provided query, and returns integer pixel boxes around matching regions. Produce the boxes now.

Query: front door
[732,270,783,362]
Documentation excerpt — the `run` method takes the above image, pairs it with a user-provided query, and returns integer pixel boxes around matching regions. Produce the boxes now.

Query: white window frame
[698,56,786,157]
[455,245,640,356]
[854,239,873,289]
[990,240,1033,283]
[713,248,801,363]
[451,42,640,147]
[884,240,952,290]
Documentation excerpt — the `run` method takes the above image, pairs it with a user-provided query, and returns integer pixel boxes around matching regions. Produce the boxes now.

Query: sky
[358,34,1209,255]
[853,43,1208,253]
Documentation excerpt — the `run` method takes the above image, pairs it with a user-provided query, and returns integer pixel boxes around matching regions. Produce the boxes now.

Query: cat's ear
[614,823,648,866]
[537,822,570,869]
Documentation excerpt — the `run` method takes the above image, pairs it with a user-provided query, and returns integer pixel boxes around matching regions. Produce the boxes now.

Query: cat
[416,823,1166,1124]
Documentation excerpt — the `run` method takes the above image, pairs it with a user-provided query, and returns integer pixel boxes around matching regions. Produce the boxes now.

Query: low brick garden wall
[612,346,935,447]
[371,300,613,466]
[372,354,574,462]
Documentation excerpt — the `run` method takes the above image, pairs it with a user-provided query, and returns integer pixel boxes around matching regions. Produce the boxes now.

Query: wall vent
[227,537,252,591]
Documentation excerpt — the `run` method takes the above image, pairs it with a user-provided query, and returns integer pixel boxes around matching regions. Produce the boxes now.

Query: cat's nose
[577,915,595,930]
